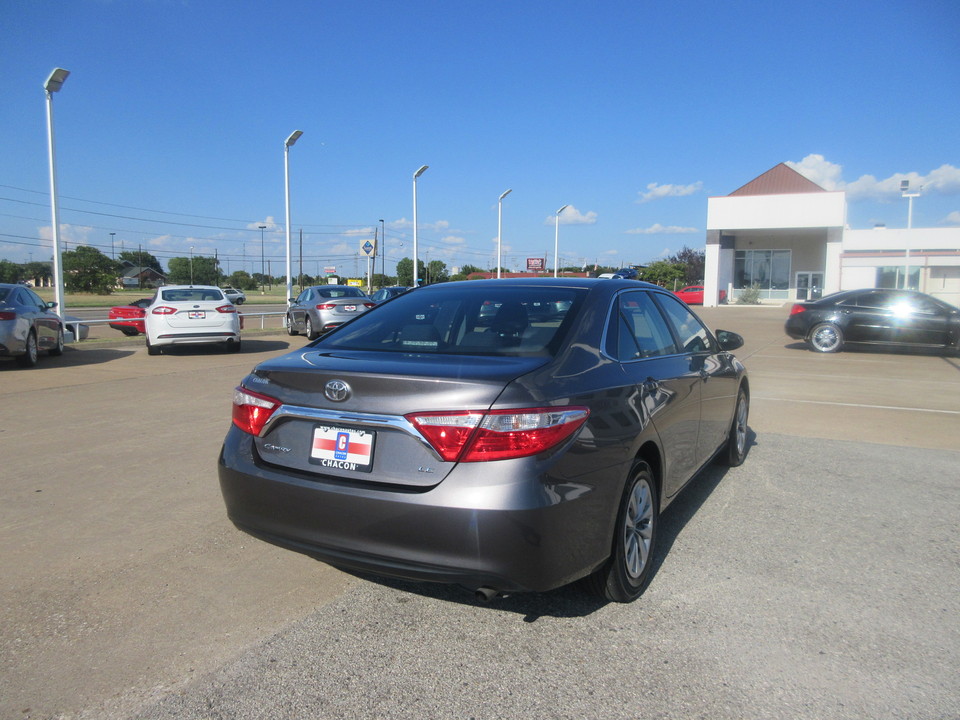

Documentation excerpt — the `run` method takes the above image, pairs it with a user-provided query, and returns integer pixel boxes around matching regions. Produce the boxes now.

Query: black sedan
[785,288,960,354]
[219,279,749,603]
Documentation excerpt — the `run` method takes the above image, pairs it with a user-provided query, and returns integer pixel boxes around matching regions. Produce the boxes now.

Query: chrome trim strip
[259,405,434,452]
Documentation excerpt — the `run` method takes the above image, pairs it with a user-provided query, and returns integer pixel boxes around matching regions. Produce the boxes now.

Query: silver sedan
[285,285,375,340]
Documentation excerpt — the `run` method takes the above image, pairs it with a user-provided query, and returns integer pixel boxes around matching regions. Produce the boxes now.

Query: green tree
[22,261,52,286]
[167,255,222,285]
[425,260,448,284]
[459,264,485,276]
[639,260,686,288]
[62,245,120,293]
[396,258,427,287]
[227,270,258,291]
[0,259,20,283]
[117,249,163,275]
[667,246,705,285]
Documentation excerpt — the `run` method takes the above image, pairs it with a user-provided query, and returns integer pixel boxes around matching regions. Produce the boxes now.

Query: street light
[901,180,921,290]
[412,165,428,286]
[554,204,569,278]
[44,67,70,318]
[284,130,303,303]
[189,246,194,284]
[110,232,116,259]
[380,218,385,283]
[259,224,267,293]
[497,189,512,279]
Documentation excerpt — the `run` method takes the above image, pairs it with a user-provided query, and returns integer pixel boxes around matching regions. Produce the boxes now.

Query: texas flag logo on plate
[310,425,374,472]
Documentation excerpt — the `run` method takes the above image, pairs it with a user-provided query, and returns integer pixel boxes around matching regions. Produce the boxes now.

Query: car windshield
[319,285,586,356]
[160,288,224,302]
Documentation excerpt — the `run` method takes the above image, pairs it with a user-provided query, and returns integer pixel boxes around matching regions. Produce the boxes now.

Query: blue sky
[2,0,959,278]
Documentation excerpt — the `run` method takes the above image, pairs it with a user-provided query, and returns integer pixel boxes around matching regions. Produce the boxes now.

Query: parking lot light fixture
[44,67,70,318]
[497,189,512,279]
[412,165,428,286]
[284,130,303,304]
[259,224,267,293]
[554,204,569,278]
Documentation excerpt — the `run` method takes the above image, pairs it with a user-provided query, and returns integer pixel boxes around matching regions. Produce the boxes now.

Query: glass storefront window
[877,266,919,291]
[734,249,792,299]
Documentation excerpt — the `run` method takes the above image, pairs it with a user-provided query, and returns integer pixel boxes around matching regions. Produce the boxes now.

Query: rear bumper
[217,427,618,594]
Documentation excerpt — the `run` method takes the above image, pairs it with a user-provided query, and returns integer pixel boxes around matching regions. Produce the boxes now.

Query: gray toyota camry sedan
[219,278,749,602]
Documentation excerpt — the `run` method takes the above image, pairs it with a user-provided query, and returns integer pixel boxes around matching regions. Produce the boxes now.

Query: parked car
[674,285,726,305]
[219,278,749,603]
[108,297,152,336]
[0,282,64,368]
[598,268,638,280]
[785,288,960,354]
[369,286,411,304]
[144,285,241,355]
[285,285,375,339]
[221,287,247,305]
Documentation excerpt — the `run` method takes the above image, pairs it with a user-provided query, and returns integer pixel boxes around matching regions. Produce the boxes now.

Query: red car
[674,285,726,305]
[108,298,151,335]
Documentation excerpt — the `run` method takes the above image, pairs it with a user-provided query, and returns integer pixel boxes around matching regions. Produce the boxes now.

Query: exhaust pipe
[474,586,500,603]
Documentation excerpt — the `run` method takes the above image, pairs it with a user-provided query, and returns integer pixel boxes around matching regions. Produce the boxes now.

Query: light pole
[284,130,303,303]
[44,67,70,318]
[259,224,266,293]
[554,204,569,278]
[900,180,921,290]
[189,246,194,284]
[110,232,116,259]
[379,218,385,283]
[412,165,428,286]
[497,189,512,279]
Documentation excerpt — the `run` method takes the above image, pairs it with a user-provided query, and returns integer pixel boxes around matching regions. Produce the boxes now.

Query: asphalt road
[1,306,958,719]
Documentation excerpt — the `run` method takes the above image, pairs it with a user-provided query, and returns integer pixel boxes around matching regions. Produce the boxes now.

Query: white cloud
[625,223,699,235]
[246,216,281,232]
[635,181,703,204]
[945,211,960,225]
[544,205,597,225]
[389,217,450,232]
[787,154,960,201]
[441,235,467,246]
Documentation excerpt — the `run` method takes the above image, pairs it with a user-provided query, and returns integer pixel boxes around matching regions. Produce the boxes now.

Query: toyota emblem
[324,379,351,402]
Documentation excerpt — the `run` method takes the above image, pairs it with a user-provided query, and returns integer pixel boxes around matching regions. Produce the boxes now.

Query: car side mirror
[716,330,744,351]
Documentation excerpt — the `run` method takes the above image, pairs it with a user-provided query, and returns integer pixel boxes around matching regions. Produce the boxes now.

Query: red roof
[729,163,826,196]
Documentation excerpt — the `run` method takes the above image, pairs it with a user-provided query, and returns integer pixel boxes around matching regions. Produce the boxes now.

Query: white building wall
[707,192,846,230]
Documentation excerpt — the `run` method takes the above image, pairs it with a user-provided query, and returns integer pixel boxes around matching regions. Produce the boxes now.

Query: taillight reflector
[151,306,177,315]
[216,304,237,314]
[232,386,280,435]
[406,406,589,462]
[789,304,807,316]
[317,303,336,310]
[0,311,16,321]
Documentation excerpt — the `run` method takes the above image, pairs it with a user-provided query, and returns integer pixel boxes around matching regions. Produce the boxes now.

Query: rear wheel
[587,462,658,603]
[227,338,242,353]
[146,337,160,356]
[16,330,39,368]
[808,322,843,353]
[305,316,319,340]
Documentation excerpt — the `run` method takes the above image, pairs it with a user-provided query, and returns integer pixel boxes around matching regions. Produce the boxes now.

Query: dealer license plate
[188,311,206,319]
[344,305,357,312]
[310,425,375,472]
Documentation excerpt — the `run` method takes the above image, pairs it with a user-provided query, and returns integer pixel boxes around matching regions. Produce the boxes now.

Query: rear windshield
[160,288,225,302]
[320,285,586,356]
[315,287,366,299]
[0,288,9,302]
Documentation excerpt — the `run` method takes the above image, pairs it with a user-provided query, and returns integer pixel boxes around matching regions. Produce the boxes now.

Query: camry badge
[324,379,351,402]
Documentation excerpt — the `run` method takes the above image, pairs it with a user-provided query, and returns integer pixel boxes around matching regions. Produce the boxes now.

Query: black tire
[146,337,160,356]
[120,327,140,337]
[587,462,658,603]
[305,316,319,341]
[49,326,65,356]
[16,330,39,368]
[808,322,843,353]
[285,314,298,336]
[719,388,749,467]
[227,338,242,353]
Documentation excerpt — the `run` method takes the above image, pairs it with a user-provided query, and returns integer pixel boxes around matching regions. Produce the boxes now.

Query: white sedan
[145,285,241,355]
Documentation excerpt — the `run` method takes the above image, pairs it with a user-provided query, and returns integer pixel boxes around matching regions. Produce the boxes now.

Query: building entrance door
[796,272,824,300]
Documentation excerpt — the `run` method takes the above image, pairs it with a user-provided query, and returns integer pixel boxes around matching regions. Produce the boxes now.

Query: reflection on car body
[219,278,750,603]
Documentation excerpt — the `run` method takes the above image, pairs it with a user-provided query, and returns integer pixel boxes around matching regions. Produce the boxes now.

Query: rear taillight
[216,304,237,314]
[0,311,16,321]
[789,304,807,316]
[362,303,375,309]
[232,386,281,435]
[406,406,589,462]
[151,306,177,315]
[316,303,336,310]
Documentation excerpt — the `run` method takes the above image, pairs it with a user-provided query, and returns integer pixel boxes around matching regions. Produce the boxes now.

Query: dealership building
[703,163,960,307]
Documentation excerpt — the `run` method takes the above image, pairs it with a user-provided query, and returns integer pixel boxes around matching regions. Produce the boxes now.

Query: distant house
[118,261,166,289]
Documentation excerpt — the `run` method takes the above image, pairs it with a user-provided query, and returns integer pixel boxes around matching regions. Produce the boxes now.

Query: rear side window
[608,291,678,360]
[322,286,585,356]
[653,294,716,354]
